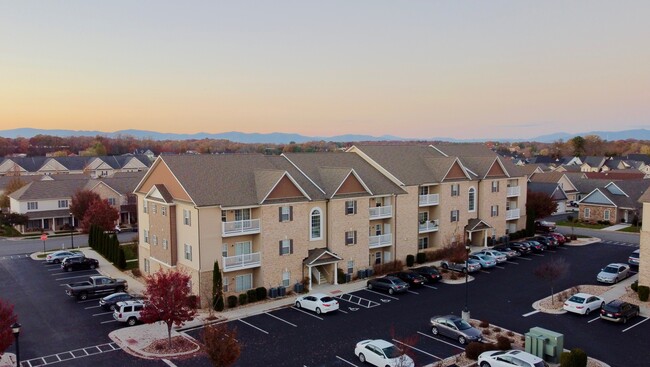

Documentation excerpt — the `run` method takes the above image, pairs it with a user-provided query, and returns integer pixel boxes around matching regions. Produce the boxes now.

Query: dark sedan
[410,266,443,283]
[503,242,531,255]
[99,292,144,311]
[61,256,99,272]
[387,271,427,287]
[600,300,640,323]
[366,276,409,295]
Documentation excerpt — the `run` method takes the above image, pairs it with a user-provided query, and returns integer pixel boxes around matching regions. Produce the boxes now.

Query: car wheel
[66,267,73,272]
[54,259,61,264]
[79,292,88,301]
[441,263,449,270]
[431,326,439,335]
[623,316,628,324]
[110,304,116,311]
[600,302,605,309]
[316,307,322,315]
[462,268,468,274]
[367,283,373,290]
[116,287,125,293]
[480,362,492,367]
[615,277,619,283]
[458,336,467,345]
[358,353,366,363]
[90,264,96,269]
[585,308,591,315]
[127,317,137,326]
[388,288,395,295]
[295,302,301,309]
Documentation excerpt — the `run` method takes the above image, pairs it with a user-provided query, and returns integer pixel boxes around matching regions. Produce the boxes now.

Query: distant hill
[1,127,649,144]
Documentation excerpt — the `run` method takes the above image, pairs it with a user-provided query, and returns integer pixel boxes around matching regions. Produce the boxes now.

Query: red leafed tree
[70,190,101,224]
[526,191,558,220]
[80,198,119,233]
[0,298,17,356]
[140,270,197,348]
[203,322,241,367]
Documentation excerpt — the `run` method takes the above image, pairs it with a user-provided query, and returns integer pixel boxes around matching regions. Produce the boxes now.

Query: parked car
[113,300,145,326]
[366,276,409,295]
[99,292,144,311]
[65,275,128,300]
[492,245,519,258]
[478,349,549,367]
[387,271,427,287]
[430,315,482,345]
[61,256,99,272]
[410,266,443,283]
[468,254,497,269]
[476,250,507,263]
[506,242,531,255]
[295,293,339,314]
[440,259,481,273]
[354,339,414,367]
[562,293,604,315]
[597,263,630,284]
[521,240,544,253]
[548,232,566,245]
[531,235,558,250]
[45,250,77,264]
[535,220,556,233]
[628,249,640,267]
[600,300,640,323]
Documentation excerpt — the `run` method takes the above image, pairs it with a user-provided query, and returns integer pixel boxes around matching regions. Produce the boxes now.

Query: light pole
[462,242,471,321]
[69,213,75,249]
[11,322,20,367]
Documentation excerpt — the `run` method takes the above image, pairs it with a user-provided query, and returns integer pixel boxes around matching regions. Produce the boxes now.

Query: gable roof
[583,171,645,180]
[581,179,650,209]
[8,179,89,200]
[528,182,568,201]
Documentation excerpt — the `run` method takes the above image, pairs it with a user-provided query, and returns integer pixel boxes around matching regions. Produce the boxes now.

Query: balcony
[369,233,392,249]
[369,205,393,219]
[507,186,521,197]
[419,194,440,206]
[506,208,520,220]
[222,219,261,237]
[418,220,439,233]
[223,252,261,272]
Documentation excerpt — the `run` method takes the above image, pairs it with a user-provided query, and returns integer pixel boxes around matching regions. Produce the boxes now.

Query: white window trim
[310,207,323,240]
[282,270,290,287]
[468,187,476,212]
[280,239,291,255]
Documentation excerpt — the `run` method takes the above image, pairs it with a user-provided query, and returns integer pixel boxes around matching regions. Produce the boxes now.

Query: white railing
[419,194,440,206]
[222,219,260,236]
[418,220,440,233]
[506,208,520,220]
[223,252,261,272]
[507,186,521,197]
[312,267,322,285]
[369,205,393,219]
[369,233,392,248]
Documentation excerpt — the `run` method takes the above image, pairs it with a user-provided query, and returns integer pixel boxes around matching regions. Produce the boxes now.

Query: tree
[212,261,224,312]
[534,257,569,305]
[139,269,197,348]
[70,190,102,223]
[80,198,119,233]
[0,298,17,356]
[526,191,558,220]
[203,322,241,367]
[571,136,586,157]
[0,176,27,208]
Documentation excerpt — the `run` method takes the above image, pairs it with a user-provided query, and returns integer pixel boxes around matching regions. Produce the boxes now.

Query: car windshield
[320,297,335,302]
[630,252,639,258]
[568,296,585,303]
[453,319,472,330]
[603,266,618,273]
[382,345,402,359]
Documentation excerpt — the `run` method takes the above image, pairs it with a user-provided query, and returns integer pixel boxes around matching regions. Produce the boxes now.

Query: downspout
[393,194,397,263]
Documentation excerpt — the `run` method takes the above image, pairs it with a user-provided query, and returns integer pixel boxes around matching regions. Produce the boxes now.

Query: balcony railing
[222,219,261,237]
[369,205,393,219]
[223,252,261,272]
[506,208,520,220]
[369,233,392,249]
[418,220,440,233]
[507,186,521,197]
[419,193,440,206]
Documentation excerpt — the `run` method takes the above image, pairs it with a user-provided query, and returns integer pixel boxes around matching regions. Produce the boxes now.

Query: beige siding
[394,186,420,259]
[639,203,649,288]
[328,197,372,274]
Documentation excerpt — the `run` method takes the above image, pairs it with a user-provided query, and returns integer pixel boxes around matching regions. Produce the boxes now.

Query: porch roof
[303,248,343,266]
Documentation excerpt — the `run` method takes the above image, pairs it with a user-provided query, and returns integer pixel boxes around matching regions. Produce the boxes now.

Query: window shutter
[279,207,282,222]
[353,231,357,244]
[290,239,293,254]
[289,206,293,221]
[279,241,282,255]
[344,232,347,244]
[353,201,357,214]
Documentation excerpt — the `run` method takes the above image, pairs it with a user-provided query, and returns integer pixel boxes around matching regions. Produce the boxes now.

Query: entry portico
[303,248,343,291]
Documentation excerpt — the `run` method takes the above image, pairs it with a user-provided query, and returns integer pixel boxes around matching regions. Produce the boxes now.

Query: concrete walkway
[602,223,632,231]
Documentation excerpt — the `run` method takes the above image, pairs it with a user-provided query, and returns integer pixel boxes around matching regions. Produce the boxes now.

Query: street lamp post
[462,243,471,321]
[69,213,75,249]
[11,322,21,367]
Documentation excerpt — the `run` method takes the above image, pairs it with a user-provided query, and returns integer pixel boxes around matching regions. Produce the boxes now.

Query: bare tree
[203,322,241,367]
[534,257,569,305]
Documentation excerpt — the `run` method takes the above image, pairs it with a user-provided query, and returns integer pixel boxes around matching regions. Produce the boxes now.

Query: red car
[549,232,566,245]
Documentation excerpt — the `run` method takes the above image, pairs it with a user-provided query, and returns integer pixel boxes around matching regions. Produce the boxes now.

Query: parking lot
[2,238,648,367]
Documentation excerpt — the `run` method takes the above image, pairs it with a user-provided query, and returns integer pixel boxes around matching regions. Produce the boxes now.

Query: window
[143,200,148,213]
[221,210,227,223]
[152,235,158,245]
[604,209,610,221]
[419,186,429,196]
[347,260,354,274]
[234,209,251,221]
[418,237,429,250]
[492,181,500,193]
[161,206,167,216]
[162,238,168,249]
[144,258,150,274]
[108,198,116,206]
[451,184,459,197]
[184,243,192,261]
[222,244,228,257]
[345,200,357,215]
[144,229,149,244]
[450,210,459,222]
[468,187,476,211]
[27,202,38,210]
[279,206,292,222]
[151,203,157,214]
[345,230,357,245]
[418,212,429,223]
[310,208,322,240]
[282,271,290,287]
[584,207,591,219]
[279,239,293,255]
[58,200,68,208]
[374,251,382,265]
[491,205,499,217]
[183,209,191,226]
[223,277,229,292]
[235,274,253,292]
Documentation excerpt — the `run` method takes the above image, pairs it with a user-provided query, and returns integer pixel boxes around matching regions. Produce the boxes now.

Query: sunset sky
[1,1,649,140]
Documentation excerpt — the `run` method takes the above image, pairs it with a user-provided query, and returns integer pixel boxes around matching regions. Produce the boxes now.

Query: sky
[1,1,649,140]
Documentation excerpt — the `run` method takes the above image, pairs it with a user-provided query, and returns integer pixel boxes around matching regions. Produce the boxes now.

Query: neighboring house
[583,170,646,180]
[518,164,546,177]
[528,182,569,214]
[0,155,152,177]
[580,156,608,172]
[529,172,580,204]
[578,180,650,224]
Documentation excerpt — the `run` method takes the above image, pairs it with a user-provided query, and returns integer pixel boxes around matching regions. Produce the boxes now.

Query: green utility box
[525,327,564,363]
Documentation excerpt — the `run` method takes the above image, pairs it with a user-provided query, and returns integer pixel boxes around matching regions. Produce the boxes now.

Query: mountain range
[1,127,649,144]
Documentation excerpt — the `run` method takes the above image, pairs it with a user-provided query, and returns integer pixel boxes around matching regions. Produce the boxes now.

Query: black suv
[600,300,640,323]
[387,271,427,287]
[410,266,443,283]
[61,256,99,272]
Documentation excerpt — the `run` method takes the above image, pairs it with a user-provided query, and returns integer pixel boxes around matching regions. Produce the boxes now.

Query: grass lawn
[618,226,641,233]
[556,220,609,230]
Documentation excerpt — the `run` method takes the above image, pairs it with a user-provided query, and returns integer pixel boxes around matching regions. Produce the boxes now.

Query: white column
[333,262,338,285]
[308,265,313,291]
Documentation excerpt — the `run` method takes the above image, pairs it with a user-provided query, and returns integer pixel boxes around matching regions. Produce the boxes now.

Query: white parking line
[100,319,118,324]
[422,284,438,290]
[76,299,97,304]
[92,311,113,316]
[505,261,519,265]
[522,310,540,317]
[622,317,650,332]
[407,290,419,295]
[85,305,101,310]
[239,319,269,334]
[264,312,297,327]
[557,247,568,250]
[532,253,544,257]
[51,269,96,276]
[162,359,178,367]
[338,309,348,314]
[417,331,465,350]
[587,316,600,323]
[391,338,442,360]
[336,355,358,366]
[518,257,532,261]
[291,306,324,320]
[480,270,491,274]
[56,275,94,281]
[495,265,506,269]
[362,288,400,300]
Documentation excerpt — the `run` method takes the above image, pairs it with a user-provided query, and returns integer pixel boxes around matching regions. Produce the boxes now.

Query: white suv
[113,300,145,326]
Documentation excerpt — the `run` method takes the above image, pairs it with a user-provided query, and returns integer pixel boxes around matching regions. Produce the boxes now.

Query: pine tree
[212,261,224,311]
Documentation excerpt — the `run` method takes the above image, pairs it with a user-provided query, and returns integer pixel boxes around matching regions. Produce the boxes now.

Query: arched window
[468,187,476,212]
[310,208,322,240]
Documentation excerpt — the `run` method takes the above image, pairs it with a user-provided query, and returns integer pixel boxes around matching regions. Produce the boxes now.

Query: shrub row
[371,260,404,276]
[226,287,267,308]
[465,336,511,360]
[88,224,127,269]
[560,348,587,367]
[639,285,650,302]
